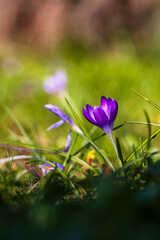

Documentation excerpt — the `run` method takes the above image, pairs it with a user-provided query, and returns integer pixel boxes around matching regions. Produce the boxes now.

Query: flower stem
[110,135,123,168]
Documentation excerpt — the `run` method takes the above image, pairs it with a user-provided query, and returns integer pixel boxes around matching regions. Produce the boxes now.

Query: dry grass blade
[27,181,41,193]
[0,155,32,165]
[0,143,59,155]
[0,144,32,154]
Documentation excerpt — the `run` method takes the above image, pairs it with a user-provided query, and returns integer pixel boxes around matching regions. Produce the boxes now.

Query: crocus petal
[39,163,54,176]
[47,120,64,131]
[93,106,109,129]
[44,104,74,126]
[101,96,113,119]
[40,162,64,176]
[109,99,118,127]
[83,107,98,125]
[64,130,72,152]
[83,96,118,138]
[42,162,64,171]
[86,104,96,120]
[55,162,65,171]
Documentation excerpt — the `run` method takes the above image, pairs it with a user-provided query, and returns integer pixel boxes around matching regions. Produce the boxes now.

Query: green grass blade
[73,123,124,156]
[132,144,138,159]
[131,89,160,111]
[125,127,160,162]
[120,157,144,172]
[72,130,116,171]
[63,133,78,167]
[70,155,98,173]
[126,121,160,127]
[65,98,91,139]
[4,106,32,143]
[116,137,124,166]
[144,110,151,152]
[2,141,96,172]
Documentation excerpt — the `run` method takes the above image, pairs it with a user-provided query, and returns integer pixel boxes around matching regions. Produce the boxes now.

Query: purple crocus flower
[44,104,82,152]
[39,162,64,176]
[83,97,118,136]
[43,70,67,95]
[83,96,119,157]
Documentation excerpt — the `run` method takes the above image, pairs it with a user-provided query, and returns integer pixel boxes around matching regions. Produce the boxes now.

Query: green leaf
[72,130,116,171]
[65,98,91,139]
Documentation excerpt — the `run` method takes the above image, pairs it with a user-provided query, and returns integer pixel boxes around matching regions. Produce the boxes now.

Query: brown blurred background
[0,0,159,51]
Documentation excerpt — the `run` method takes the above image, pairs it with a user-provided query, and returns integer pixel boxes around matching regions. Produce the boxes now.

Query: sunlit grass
[1,47,160,238]
[1,49,160,149]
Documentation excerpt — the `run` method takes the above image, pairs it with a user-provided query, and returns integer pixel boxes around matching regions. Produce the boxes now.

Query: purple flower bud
[43,70,67,94]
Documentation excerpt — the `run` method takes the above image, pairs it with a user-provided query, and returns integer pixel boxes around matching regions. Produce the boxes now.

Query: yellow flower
[86,150,96,164]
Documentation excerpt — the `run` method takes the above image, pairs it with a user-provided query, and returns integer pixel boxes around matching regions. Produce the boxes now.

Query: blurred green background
[1,0,160,155]
[1,2,160,239]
